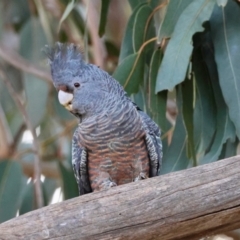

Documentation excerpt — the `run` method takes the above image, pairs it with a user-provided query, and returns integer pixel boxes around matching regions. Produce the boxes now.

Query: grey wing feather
[72,128,92,195]
[138,109,162,177]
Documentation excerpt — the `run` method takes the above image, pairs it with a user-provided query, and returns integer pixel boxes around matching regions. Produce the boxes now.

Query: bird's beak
[58,90,74,111]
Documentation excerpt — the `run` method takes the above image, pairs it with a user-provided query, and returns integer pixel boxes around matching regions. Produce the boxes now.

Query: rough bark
[0,156,240,240]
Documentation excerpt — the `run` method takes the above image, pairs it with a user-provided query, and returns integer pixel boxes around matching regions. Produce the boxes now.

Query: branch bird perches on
[0,155,240,240]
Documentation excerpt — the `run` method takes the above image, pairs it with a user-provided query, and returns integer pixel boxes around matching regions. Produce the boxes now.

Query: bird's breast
[78,107,150,191]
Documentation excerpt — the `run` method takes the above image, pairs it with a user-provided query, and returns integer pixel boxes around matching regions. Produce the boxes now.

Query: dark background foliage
[0,1,240,238]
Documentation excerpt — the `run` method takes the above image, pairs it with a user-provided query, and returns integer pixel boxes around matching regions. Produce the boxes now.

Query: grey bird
[44,42,162,195]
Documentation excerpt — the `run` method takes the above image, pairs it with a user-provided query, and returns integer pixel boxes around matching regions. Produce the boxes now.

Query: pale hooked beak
[58,90,74,111]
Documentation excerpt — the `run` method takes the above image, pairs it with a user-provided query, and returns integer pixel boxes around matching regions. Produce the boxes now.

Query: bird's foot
[99,179,117,190]
[134,172,147,182]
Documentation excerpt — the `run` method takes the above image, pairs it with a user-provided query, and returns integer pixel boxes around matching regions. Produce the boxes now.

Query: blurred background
[0,0,240,239]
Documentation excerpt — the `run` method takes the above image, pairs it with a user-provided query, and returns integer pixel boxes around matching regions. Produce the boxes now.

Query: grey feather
[72,128,91,195]
[138,110,162,177]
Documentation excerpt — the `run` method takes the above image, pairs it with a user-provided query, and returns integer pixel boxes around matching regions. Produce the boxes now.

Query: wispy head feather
[43,42,86,86]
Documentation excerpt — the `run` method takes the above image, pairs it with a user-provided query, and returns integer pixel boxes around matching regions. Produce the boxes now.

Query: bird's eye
[74,83,80,88]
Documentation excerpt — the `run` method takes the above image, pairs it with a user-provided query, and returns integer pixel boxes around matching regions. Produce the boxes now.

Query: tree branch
[0,155,240,239]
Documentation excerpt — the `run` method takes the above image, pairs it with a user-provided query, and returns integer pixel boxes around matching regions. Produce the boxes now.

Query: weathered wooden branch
[1,155,240,240]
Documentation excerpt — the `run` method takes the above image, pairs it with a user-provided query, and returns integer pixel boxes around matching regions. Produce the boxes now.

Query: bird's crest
[43,42,86,83]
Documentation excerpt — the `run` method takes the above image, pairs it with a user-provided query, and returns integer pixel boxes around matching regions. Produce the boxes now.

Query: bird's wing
[72,128,92,195]
[137,107,162,177]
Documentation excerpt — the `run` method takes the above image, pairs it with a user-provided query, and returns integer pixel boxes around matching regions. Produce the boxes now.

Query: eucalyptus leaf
[148,49,168,132]
[7,0,30,27]
[24,73,49,128]
[156,0,216,92]
[58,0,75,32]
[113,52,144,94]
[199,114,235,164]
[182,78,196,165]
[210,0,240,139]
[19,179,35,215]
[34,0,53,43]
[98,0,111,37]
[0,1,3,39]
[219,138,237,160]
[0,79,23,137]
[42,177,59,204]
[192,45,216,157]
[19,17,48,63]
[132,86,146,111]
[119,3,147,62]
[19,17,49,128]
[216,0,228,7]
[133,5,154,53]
[161,87,189,174]
[128,0,147,10]
[0,160,24,223]
[150,0,166,9]
[158,0,192,41]
[58,162,78,200]
[198,32,236,164]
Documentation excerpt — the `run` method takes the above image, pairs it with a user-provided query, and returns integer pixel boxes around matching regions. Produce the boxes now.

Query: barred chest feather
[77,102,150,191]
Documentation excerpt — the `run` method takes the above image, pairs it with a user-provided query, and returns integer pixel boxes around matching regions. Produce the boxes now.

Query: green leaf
[219,138,237,160]
[34,0,53,43]
[42,177,59,204]
[128,0,147,10]
[58,0,75,32]
[210,1,240,139]
[192,44,216,157]
[58,162,78,200]
[216,0,228,7]
[132,86,146,111]
[0,1,3,40]
[19,180,35,215]
[158,0,192,41]
[19,17,48,63]
[119,3,147,62]
[98,0,111,37]
[20,17,49,128]
[19,177,58,215]
[182,78,196,165]
[161,87,189,174]
[119,3,155,62]
[7,0,30,28]
[113,52,144,94]
[105,41,120,58]
[150,0,166,9]
[148,49,168,132]
[156,0,216,93]
[132,5,154,53]
[0,78,23,137]
[0,160,24,223]
[24,74,49,128]
[199,115,235,164]
[198,33,236,165]
[70,9,85,35]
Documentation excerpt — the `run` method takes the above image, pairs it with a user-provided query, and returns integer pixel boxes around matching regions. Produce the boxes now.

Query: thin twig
[0,67,44,208]
[0,43,52,84]
[82,0,106,68]
[9,123,27,158]
[0,103,13,158]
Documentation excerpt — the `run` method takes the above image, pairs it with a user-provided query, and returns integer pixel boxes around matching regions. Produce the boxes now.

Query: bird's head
[44,42,111,120]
